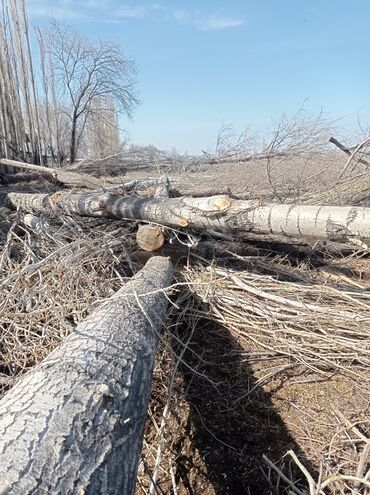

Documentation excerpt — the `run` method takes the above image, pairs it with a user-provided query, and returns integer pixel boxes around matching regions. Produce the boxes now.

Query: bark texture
[3,190,370,244]
[0,256,173,495]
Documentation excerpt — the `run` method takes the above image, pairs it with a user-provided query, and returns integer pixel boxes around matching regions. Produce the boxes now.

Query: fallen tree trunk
[0,171,53,185]
[105,176,170,198]
[3,190,370,245]
[0,158,115,189]
[0,256,173,495]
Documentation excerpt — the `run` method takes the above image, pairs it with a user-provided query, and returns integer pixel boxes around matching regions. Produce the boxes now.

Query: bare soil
[137,286,369,494]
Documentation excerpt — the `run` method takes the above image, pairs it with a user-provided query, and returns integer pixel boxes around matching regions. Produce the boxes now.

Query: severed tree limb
[103,176,170,198]
[136,224,165,251]
[0,256,174,495]
[3,190,370,245]
[337,136,370,179]
[329,137,370,167]
[0,158,115,189]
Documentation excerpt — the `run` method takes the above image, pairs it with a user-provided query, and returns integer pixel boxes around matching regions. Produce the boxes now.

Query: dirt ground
[136,285,369,494]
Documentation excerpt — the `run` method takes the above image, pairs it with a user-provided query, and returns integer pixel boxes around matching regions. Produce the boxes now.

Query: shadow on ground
[173,315,313,494]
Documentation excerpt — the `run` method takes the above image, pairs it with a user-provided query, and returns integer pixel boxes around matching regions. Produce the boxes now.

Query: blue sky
[28,0,370,153]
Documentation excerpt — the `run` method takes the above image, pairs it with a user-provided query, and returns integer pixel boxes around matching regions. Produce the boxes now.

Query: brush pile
[184,259,370,387]
[0,213,136,393]
[300,172,370,206]
[0,173,369,494]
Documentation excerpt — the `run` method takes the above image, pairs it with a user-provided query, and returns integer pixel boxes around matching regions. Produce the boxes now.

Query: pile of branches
[300,135,370,206]
[0,212,135,392]
[183,259,370,388]
[300,172,370,206]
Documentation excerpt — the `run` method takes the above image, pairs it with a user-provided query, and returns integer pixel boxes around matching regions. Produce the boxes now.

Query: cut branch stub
[0,256,174,495]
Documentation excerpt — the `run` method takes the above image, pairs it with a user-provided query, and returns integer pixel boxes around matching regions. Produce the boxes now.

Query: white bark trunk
[0,256,173,495]
[3,190,370,244]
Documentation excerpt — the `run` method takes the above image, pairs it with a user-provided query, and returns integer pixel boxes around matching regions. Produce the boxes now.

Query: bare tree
[0,0,43,166]
[43,21,138,163]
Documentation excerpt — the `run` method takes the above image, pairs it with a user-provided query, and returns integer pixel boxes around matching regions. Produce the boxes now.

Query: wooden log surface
[136,224,165,251]
[104,176,170,198]
[3,189,370,245]
[0,256,174,495]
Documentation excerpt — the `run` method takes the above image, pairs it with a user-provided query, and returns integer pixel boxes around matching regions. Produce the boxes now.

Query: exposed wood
[0,256,173,495]
[0,158,115,189]
[136,224,165,251]
[3,189,370,245]
[0,206,11,219]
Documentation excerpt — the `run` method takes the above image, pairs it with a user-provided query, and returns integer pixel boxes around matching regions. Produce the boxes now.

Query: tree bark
[3,189,370,245]
[104,176,170,198]
[0,256,174,495]
[70,111,77,164]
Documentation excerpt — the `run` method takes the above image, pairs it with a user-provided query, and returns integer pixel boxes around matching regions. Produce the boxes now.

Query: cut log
[0,158,114,189]
[136,224,165,251]
[0,207,12,220]
[0,256,174,495]
[23,213,48,231]
[3,190,370,245]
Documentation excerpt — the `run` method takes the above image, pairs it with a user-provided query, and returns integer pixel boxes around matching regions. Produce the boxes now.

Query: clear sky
[28,0,370,153]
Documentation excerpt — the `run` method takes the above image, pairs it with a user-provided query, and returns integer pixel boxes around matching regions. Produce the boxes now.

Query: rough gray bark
[0,256,174,495]
[3,189,370,245]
